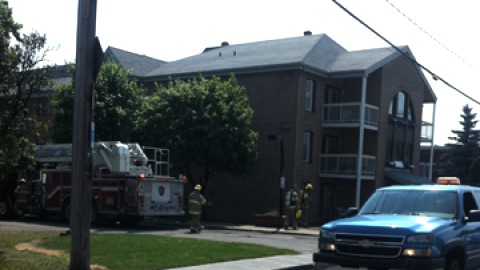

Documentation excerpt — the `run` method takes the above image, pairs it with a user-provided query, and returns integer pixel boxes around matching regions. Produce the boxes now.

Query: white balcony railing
[319,154,376,178]
[323,102,379,128]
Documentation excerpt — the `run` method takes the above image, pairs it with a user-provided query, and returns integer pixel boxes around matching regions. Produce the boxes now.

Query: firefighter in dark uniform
[284,185,299,230]
[189,184,206,233]
[14,178,29,219]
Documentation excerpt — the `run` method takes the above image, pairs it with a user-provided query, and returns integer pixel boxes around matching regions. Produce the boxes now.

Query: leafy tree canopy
[439,104,480,183]
[0,1,49,172]
[136,75,258,188]
[51,62,146,143]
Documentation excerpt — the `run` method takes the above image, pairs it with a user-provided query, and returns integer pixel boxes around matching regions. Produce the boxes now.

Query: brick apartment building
[11,31,437,224]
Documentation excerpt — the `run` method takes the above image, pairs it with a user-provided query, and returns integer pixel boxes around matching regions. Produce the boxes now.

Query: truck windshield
[359,190,457,219]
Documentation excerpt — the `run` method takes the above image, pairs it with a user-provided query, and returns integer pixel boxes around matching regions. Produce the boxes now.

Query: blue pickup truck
[313,178,480,270]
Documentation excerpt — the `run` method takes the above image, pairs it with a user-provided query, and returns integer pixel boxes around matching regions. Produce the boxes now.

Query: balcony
[319,154,376,180]
[323,102,379,130]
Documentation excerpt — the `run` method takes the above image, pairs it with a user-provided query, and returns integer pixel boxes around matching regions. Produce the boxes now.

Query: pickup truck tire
[445,258,461,270]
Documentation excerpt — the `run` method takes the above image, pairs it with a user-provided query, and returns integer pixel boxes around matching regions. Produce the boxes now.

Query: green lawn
[0,231,298,270]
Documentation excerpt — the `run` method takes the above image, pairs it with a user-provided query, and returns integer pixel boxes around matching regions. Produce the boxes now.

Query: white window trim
[303,131,312,163]
[305,80,314,112]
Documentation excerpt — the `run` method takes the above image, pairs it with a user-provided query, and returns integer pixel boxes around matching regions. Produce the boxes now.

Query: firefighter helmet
[194,184,202,191]
[19,178,26,184]
[306,183,313,190]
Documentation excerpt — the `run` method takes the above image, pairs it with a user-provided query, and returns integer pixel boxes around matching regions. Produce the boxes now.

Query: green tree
[439,104,480,184]
[0,1,49,173]
[469,156,480,185]
[136,75,258,189]
[51,65,75,143]
[51,62,146,143]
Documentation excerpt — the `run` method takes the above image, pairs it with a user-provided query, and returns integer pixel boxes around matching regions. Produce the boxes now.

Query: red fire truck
[9,141,185,225]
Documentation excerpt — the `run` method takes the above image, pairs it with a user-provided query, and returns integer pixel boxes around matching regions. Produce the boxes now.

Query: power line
[331,0,480,106]
[385,0,480,72]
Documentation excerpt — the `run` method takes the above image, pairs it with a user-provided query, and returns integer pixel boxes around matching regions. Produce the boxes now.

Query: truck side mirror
[344,207,358,217]
[467,210,480,222]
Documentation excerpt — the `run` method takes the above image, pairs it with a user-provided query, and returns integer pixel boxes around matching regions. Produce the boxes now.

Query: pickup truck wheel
[445,259,461,270]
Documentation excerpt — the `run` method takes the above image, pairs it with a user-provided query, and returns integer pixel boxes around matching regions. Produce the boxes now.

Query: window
[37,98,51,116]
[387,91,415,166]
[389,91,414,121]
[325,86,340,104]
[303,131,313,163]
[305,79,315,112]
[322,136,337,154]
[396,92,405,118]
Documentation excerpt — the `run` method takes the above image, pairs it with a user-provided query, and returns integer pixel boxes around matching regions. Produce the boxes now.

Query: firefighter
[14,178,29,219]
[300,183,313,227]
[189,184,206,233]
[284,185,299,230]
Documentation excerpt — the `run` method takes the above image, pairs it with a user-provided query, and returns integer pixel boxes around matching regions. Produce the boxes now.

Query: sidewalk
[167,253,314,270]
[155,220,323,270]
[146,217,320,236]
[204,222,319,236]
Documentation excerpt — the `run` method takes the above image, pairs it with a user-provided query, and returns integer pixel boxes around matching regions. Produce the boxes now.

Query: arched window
[386,91,415,167]
[388,91,414,121]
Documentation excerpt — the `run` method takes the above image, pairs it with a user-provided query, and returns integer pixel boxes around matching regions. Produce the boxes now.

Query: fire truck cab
[27,141,185,225]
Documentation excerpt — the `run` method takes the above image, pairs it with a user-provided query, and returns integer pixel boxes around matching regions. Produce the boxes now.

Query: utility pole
[71,0,97,269]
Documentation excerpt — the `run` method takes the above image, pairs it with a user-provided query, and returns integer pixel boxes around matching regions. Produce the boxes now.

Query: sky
[7,0,480,146]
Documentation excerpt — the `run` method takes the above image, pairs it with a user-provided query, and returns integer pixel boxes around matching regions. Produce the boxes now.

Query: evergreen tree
[469,156,480,185]
[438,104,480,183]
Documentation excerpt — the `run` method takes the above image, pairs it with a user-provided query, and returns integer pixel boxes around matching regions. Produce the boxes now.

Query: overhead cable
[385,0,480,72]
[332,0,480,106]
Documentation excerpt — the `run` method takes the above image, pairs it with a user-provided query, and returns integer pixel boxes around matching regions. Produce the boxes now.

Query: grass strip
[0,231,297,270]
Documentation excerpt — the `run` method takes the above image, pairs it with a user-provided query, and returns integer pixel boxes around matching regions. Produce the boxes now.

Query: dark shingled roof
[145,34,348,78]
[111,33,435,102]
[144,34,414,80]
[104,47,166,77]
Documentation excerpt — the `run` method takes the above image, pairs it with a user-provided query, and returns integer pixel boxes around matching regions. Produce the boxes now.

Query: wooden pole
[71,0,97,269]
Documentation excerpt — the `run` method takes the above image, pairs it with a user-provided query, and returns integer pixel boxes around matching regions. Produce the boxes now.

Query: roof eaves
[104,48,121,64]
[143,62,323,82]
[328,70,368,79]
[396,46,437,103]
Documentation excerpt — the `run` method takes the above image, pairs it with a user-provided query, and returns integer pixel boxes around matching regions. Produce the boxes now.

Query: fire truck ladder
[142,147,170,176]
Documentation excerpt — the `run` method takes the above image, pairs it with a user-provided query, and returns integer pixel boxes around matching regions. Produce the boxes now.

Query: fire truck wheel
[120,216,144,227]
[90,203,99,225]
[63,200,99,225]
[63,200,72,222]
[0,195,12,218]
[0,201,8,217]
